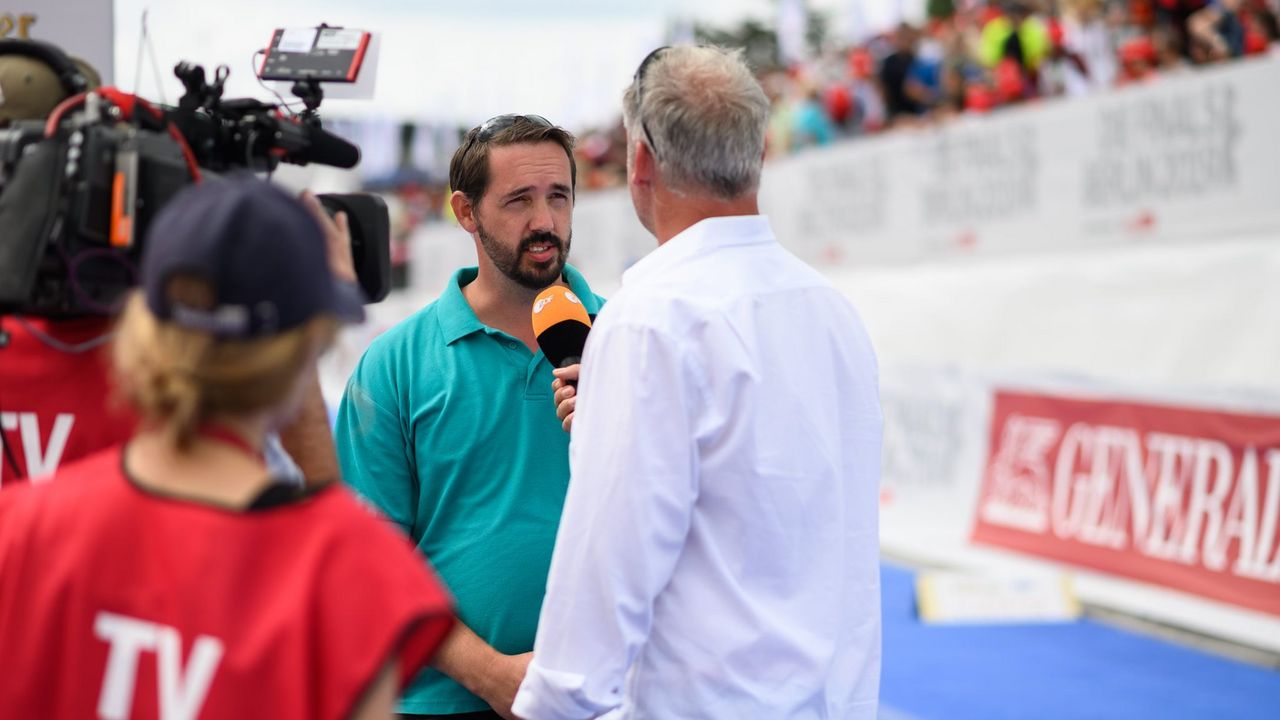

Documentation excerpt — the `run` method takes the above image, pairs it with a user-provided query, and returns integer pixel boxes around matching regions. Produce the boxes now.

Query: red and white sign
[972,390,1280,616]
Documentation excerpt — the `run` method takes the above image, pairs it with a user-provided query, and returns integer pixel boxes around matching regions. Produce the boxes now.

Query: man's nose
[529,198,555,234]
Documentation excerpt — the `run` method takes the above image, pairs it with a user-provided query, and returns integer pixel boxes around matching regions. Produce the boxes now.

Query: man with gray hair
[513,46,883,719]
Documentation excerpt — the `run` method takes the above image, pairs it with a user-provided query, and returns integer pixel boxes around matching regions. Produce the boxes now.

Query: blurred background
[21,0,1280,716]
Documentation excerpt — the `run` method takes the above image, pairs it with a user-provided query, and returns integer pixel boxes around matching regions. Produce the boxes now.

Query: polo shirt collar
[437,264,600,346]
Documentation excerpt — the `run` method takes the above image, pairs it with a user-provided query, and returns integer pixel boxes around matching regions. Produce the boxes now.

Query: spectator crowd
[569,0,1280,188]
[367,0,1279,228]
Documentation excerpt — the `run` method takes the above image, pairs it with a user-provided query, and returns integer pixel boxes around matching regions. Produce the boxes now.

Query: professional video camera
[0,30,389,318]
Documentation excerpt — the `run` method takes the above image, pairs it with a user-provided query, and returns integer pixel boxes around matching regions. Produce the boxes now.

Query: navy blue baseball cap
[142,176,365,337]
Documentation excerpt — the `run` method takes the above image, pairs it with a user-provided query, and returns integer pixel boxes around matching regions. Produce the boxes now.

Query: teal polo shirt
[334,265,604,715]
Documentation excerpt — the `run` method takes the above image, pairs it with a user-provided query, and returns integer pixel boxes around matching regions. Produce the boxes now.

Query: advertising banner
[973,390,1280,616]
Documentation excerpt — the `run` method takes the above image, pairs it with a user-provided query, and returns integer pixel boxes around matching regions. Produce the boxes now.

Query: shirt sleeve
[333,358,419,537]
[513,319,702,720]
[262,433,304,486]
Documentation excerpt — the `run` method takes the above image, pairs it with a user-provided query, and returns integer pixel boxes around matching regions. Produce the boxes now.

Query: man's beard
[477,223,571,290]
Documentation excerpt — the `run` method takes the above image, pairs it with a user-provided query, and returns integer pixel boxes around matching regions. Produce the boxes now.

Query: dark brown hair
[448,116,577,203]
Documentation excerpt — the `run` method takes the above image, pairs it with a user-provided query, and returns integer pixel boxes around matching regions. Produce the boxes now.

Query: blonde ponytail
[112,292,338,450]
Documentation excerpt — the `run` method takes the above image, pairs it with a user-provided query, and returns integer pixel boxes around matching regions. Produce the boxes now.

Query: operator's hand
[300,191,357,284]
[551,364,580,433]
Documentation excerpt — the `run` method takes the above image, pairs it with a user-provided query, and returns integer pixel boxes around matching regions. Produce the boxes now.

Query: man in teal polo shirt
[334,115,604,720]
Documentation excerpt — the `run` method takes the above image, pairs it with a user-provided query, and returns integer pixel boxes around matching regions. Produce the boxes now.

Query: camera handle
[175,62,229,113]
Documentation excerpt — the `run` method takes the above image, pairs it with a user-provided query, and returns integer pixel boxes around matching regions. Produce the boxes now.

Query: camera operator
[0,39,342,488]
[0,42,125,485]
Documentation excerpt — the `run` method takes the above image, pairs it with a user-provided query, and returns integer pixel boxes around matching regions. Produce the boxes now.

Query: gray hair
[623,46,770,200]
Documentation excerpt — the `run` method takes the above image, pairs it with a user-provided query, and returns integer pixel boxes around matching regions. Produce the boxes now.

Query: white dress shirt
[513,215,883,720]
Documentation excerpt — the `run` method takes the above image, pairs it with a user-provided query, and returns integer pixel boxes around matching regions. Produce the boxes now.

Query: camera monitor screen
[258,27,371,83]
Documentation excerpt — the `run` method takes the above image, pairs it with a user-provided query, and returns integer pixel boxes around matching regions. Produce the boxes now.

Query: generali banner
[972,390,1280,616]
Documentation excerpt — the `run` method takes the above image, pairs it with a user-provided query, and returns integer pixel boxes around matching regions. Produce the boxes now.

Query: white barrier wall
[760,54,1280,267]
[328,55,1280,651]
[858,237,1280,651]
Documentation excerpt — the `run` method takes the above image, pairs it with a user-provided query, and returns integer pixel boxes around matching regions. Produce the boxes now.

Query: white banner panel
[6,0,114,84]
[916,571,1082,625]
[759,56,1280,267]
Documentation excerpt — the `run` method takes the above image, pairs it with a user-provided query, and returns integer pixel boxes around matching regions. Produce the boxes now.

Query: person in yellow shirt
[980,1,1053,84]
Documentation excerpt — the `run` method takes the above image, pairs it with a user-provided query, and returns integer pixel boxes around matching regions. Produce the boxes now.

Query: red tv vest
[0,448,454,719]
[0,317,135,485]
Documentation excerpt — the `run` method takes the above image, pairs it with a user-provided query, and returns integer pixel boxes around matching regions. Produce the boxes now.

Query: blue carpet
[879,563,1280,720]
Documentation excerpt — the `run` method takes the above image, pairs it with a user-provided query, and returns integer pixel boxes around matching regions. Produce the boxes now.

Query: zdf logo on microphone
[534,290,580,314]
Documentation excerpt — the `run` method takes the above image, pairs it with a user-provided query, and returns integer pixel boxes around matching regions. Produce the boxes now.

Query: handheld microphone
[532,285,591,370]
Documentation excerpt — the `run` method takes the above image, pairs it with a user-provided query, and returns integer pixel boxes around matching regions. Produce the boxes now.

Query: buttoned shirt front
[514,216,883,720]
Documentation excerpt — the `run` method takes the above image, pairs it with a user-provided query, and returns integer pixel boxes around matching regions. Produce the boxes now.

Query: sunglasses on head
[455,114,554,172]
[473,113,553,143]
[632,46,670,161]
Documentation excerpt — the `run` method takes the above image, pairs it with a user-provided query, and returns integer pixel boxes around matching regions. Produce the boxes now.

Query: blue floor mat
[878,562,1280,720]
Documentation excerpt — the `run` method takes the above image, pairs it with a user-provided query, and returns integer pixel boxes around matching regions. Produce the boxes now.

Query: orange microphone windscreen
[532,285,592,368]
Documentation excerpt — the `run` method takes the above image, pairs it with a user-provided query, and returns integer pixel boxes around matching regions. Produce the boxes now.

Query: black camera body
[0,40,390,318]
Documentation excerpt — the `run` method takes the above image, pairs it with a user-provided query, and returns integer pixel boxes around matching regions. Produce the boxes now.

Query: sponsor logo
[973,391,1280,615]
[921,123,1038,226]
[1083,83,1241,208]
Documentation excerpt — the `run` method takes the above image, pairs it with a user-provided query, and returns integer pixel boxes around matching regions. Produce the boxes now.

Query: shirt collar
[437,264,601,346]
[622,215,775,288]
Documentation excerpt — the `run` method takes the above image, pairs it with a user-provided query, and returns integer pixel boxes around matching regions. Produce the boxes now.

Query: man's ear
[450,190,478,234]
[631,139,656,187]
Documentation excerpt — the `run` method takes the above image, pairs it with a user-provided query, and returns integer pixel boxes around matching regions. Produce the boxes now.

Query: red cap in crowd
[965,84,997,112]
[1048,19,1065,48]
[994,59,1026,101]
[848,48,873,79]
[1119,36,1157,65]
[1244,28,1269,55]
[824,84,853,124]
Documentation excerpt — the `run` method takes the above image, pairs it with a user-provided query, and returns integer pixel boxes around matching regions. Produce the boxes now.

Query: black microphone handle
[558,355,581,389]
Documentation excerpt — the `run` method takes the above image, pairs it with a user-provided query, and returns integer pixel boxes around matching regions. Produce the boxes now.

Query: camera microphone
[295,125,360,169]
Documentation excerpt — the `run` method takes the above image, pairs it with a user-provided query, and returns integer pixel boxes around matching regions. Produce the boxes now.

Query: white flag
[778,0,809,65]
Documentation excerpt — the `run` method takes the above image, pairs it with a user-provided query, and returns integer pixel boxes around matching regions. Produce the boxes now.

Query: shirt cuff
[512,661,621,720]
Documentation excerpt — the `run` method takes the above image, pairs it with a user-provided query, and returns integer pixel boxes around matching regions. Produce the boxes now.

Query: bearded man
[335,115,603,720]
